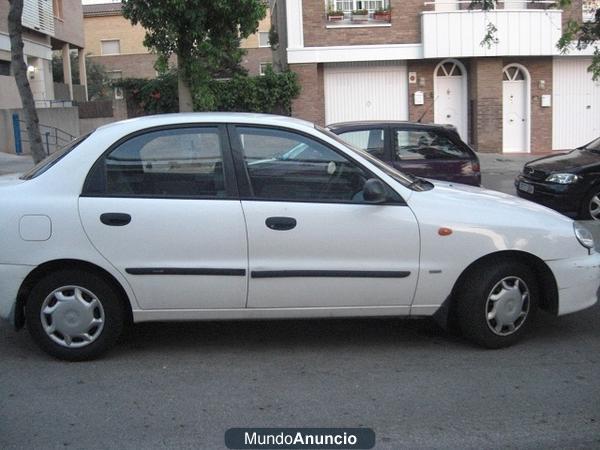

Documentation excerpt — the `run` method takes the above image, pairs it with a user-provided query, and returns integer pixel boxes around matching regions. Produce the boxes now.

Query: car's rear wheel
[25,270,124,361]
[456,259,538,348]
[580,186,600,221]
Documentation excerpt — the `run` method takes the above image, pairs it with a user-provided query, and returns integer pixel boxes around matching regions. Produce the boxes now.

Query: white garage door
[324,61,408,125]
[553,57,600,150]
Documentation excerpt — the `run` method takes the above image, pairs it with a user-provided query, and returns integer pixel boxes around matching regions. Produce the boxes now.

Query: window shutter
[22,0,55,36]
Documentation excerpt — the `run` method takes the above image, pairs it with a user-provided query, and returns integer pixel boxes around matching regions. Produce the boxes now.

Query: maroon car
[328,121,481,186]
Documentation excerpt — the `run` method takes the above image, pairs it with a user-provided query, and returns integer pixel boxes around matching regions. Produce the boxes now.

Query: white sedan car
[1,113,598,360]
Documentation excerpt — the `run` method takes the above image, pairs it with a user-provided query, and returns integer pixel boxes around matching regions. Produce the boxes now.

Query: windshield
[585,137,600,152]
[20,133,91,180]
[317,125,432,191]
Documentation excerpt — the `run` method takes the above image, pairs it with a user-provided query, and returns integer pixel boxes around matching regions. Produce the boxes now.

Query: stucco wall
[54,1,85,48]
[0,75,23,109]
[0,107,80,154]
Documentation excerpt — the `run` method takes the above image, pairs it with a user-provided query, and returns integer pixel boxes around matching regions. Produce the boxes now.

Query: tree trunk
[177,57,194,112]
[8,0,46,164]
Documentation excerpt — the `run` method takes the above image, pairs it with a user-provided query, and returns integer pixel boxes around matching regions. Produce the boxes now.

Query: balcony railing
[422,1,562,58]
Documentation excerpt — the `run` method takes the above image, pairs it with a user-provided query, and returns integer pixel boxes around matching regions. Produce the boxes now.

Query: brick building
[273,0,600,153]
[82,0,273,84]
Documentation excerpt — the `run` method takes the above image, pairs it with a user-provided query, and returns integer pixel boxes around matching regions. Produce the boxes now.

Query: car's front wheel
[580,185,600,221]
[457,259,538,348]
[25,270,125,361]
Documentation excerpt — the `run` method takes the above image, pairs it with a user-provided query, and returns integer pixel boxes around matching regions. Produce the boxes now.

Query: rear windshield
[20,133,91,180]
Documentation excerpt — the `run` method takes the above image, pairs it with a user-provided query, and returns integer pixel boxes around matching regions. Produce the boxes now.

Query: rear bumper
[0,264,33,326]
[546,252,600,316]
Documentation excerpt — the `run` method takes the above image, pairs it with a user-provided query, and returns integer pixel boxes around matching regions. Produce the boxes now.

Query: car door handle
[100,213,131,226]
[265,216,297,231]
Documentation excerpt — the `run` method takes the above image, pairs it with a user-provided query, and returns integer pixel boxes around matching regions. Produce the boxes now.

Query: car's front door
[79,125,248,310]
[230,125,420,309]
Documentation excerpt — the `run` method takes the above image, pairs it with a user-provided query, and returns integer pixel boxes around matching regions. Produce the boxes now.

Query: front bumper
[515,175,586,217]
[0,264,33,326]
[546,252,600,316]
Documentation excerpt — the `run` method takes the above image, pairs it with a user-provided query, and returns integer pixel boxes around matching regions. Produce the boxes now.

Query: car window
[237,127,373,203]
[337,129,386,158]
[98,127,226,197]
[394,129,469,160]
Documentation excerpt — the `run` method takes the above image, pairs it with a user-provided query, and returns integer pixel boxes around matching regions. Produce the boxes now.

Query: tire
[25,270,125,361]
[456,259,538,349]
[579,186,600,221]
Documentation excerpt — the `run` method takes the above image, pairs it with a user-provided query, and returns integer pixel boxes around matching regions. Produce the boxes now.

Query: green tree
[470,1,600,79]
[121,0,267,112]
[8,0,45,163]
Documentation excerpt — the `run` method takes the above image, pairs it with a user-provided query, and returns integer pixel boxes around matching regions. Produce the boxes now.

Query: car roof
[94,112,316,133]
[327,120,455,131]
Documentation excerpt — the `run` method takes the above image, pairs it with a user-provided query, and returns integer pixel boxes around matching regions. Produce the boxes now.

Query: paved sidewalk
[478,152,544,194]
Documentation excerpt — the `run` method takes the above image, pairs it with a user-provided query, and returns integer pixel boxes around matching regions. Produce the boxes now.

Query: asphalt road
[1,308,599,449]
[2,151,599,449]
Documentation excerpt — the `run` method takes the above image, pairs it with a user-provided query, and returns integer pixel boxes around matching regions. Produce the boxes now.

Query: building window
[333,0,386,12]
[259,63,272,76]
[101,40,121,56]
[22,0,55,36]
[258,32,270,48]
[0,60,10,76]
[107,70,123,99]
[52,0,63,19]
[583,0,599,22]
[327,0,391,23]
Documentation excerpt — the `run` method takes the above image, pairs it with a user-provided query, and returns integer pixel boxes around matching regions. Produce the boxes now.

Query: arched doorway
[434,59,468,140]
[502,64,530,153]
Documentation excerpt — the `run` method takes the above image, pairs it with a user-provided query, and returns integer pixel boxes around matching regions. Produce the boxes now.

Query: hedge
[113,67,300,117]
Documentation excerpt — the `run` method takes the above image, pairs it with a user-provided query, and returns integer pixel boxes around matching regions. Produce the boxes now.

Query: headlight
[546,173,579,184]
[574,222,595,250]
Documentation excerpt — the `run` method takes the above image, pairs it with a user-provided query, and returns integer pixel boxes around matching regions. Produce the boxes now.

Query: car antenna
[417,95,438,123]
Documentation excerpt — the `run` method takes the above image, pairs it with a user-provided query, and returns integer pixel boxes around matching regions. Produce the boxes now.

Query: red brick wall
[407,60,437,125]
[241,48,273,76]
[290,63,325,126]
[505,57,553,153]
[302,0,422,47]
[562,0,583,26]
[470,58,504,153]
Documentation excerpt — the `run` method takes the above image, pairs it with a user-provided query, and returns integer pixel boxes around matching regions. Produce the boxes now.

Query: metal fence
[12,113,76,156]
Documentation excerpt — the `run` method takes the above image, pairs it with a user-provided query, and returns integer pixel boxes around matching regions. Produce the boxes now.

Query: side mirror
[363,178,387,204]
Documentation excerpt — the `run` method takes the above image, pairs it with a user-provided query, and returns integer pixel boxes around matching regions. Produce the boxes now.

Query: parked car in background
[328,121,481,186]
[515,137,600,220]
[0,113,598,360]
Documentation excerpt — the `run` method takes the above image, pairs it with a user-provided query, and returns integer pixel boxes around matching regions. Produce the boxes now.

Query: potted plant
[327,7,345,21]
[351,9,369,22]
[373,6,391,21]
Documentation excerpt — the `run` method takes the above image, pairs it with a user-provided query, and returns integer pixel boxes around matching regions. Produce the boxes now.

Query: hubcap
[40,286,105,348]
[485,277,530,336]
[589,194,600,220]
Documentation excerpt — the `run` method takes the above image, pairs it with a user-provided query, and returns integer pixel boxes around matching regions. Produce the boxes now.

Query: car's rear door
[229,124,420,309]
[79,125,248,310]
